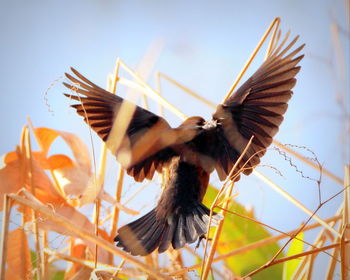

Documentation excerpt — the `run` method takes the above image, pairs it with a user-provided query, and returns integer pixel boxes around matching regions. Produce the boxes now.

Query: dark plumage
[63,34,304,256]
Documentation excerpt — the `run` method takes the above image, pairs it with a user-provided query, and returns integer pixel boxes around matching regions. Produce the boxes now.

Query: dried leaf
[47,154,74,169]
[34,127,91,170]
[22,188,112,263]
[52,165,95,206]
[64,243,92,279]
[100,191,139,216]
[3,151,17,164]
[5,228,33,280]
[0,150,58,210]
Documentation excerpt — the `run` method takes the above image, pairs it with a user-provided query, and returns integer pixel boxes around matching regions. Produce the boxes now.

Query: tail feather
[158,221,175,253]
[140,221,164,253]
[114,203,222,256]
[192,209,208,234]
[185,214,198,243]
[132,210,156,230]
[172,216,186,249]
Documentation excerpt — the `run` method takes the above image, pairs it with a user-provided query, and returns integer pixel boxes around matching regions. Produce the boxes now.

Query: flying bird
[63,34,304,256]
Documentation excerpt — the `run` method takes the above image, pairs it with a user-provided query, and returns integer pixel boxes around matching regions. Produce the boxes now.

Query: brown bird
[63,35,304,256]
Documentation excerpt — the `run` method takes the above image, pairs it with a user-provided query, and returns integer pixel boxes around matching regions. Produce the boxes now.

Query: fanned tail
[114,203,222,256]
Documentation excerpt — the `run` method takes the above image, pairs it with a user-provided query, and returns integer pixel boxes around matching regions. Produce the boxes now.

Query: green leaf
[282,232,304,280]
[30,251,65,280]
[202,185,283,279]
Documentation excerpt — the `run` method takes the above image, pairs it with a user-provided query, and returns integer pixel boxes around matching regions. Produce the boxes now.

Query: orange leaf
[27,188,111,262]
[47,154,74,169]
[52,165,93,204]
[0,151,59,210]
[34,127,91,170]
[32,151,51,169]
[34,127,59,155]
[65,243,91,278]
[5,228,33,280]
[3,151,18,164]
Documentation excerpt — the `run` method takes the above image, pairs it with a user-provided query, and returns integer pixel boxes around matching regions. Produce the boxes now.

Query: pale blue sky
[1,0,349,277]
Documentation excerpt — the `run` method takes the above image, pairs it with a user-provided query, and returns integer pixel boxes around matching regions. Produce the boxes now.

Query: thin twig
[253,169,341,237]
[244,240,350,276]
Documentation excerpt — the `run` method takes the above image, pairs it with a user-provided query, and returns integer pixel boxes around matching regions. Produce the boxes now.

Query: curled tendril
[43,76,63,116]
[272,145,321,183]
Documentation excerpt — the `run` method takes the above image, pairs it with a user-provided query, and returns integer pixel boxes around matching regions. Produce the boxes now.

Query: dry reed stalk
[110,166,125,239]
[166,248,186,276]
[155,72,164,116]
[261,240,350,267]
[94,59,120,270]
[321,219,343,279]
[157,72,217,108]
[24,126,43,279]
[304,253,316,280]
[326,245,340,279]
[201,137,254,279]
[45,248,129,279]
[135,38,165,109]
[243,241,350,278]
[117,59,187,119]
[169,214,341,277]
[41,231,49,279]
[301,203,344,278]
[44,248,116,271]
[0,195,12,279]
[110,41,163,244]
[112,259,125,278]
[93,198,101,268]
[265,19,280,58]
[341,165,350,279]
[8,193,172,280]
[108,59,125,244]
[245,185,349,278]
[222,17,280,103]
[183,246,225,279]
[216,206,326,250]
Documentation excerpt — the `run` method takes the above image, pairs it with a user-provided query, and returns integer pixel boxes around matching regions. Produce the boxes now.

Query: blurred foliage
[203,185,284,279]
[282,232,304,280]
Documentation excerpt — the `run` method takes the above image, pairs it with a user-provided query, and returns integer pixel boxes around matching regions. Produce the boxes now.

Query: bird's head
[179,116,205,129]
[175,116,205,142]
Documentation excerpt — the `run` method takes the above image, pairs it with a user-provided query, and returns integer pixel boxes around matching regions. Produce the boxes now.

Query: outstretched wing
[211,35,304,180]
[63,68,177,181]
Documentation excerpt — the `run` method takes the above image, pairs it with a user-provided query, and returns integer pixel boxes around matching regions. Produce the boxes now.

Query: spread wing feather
[63,68,177,181]
[211,35,304,179]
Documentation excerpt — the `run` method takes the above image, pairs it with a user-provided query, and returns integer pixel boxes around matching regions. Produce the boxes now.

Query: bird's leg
[196,234,212,249]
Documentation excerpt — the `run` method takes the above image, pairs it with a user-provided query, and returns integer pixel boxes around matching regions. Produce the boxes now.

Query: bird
[63,34,304,256]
